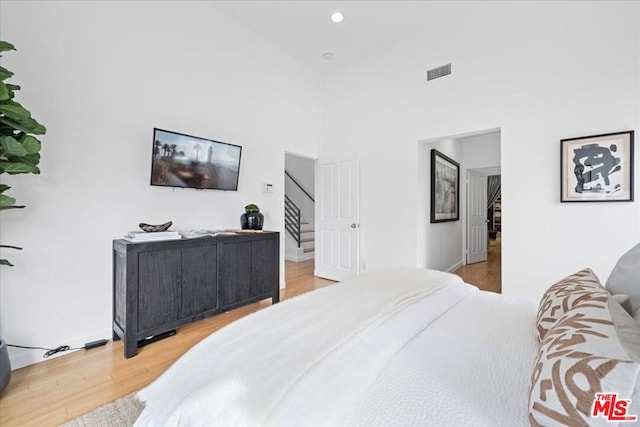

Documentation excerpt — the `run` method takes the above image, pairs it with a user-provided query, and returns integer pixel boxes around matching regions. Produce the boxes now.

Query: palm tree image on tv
[151,129,241,190]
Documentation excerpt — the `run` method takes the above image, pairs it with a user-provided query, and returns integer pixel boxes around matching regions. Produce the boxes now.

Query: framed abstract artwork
[430,149,460,223]
[560,130,634,202]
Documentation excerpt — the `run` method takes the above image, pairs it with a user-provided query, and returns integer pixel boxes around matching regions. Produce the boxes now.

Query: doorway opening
[284,152,316,265]
[417,128,502,293]
[460,167,502,293]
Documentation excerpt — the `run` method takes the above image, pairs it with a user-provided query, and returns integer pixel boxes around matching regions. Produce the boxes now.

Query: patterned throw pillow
[536,269,607,342]
[529,280,640,426]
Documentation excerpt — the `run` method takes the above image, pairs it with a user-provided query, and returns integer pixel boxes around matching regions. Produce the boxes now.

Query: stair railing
[285,195,302,247]
[285,170,314,202]
[284,170,315,248]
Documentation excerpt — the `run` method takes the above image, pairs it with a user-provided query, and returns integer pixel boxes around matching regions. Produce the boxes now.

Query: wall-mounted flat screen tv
[150,128,242,191]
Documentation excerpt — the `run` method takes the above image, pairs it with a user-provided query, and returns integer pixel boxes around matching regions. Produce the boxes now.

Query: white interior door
[314,159,359,281]
[467,171,488,264]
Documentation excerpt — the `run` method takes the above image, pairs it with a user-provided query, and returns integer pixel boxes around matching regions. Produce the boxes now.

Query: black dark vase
[241,211,264,230]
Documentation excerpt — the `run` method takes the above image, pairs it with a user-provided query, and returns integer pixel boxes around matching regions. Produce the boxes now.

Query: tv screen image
[151,128,242,191]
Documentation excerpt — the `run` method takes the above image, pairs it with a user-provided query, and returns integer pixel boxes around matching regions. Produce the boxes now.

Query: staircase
[284,169,315,262]
[299,221,315,256]
[284,195,315,261]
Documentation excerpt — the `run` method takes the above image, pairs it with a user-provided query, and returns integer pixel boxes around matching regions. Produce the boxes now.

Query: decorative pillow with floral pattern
[530,274,640,426]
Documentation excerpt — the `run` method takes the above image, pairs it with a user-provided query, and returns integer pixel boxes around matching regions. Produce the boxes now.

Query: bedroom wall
[417,139,463,272]
[321,1,640,299]
[0,1,322,368]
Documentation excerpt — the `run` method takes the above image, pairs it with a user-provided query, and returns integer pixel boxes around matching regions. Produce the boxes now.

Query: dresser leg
[124,336,138,358]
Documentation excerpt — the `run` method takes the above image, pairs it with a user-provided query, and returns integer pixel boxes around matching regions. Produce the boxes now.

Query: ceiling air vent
[427,63,451,81]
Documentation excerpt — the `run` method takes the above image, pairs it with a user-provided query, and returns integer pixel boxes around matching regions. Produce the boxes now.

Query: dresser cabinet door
[221,242,252,307]
[137,249,181,331]
[181,245,218,317]
[251,238,277,296]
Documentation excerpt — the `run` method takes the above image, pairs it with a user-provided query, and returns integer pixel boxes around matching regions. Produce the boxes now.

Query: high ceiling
[210,1,442,72]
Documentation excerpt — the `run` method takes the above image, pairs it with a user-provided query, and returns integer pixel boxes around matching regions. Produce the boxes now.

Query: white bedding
[135,268,537,426]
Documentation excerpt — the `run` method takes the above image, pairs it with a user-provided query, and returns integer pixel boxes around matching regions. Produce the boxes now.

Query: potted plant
[0,41,46,393]
[240,203,264,230]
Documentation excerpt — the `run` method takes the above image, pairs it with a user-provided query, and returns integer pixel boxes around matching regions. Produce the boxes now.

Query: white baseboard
[285,252,315,262]
[447,260,464,273]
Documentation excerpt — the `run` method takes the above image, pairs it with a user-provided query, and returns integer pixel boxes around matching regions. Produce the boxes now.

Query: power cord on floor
[7,344,83,358]
[7,339,109,358]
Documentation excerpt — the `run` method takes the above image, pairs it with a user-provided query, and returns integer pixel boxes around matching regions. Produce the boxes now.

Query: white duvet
[135,268,537,426]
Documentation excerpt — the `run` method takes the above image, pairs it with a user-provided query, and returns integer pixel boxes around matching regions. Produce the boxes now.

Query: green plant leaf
[0,66,14,81]
[0,41,16,53]
[0,193,16,209]
[0,103,31,122]
[19,153,40,166]
[0,259,15,267]
[4,84,18,100]
[0,82,8,101]
[21,118,46,135]
[1,135,27,157]
[0,116,45,135]
[0,160,39,174]
[0,184,10,193]
[20,135,41,154]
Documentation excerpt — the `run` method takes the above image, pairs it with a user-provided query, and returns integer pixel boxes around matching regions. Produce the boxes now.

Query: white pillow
[606,242,640,310]
[612,293,633,315]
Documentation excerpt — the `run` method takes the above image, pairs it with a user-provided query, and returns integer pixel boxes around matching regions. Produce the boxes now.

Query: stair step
[300,238,314,243]
[303,247,315,253]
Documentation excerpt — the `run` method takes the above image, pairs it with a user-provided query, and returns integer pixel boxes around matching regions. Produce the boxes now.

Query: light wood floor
[454,237,502,294]
[0,253,500,426]
[0,260,334,427]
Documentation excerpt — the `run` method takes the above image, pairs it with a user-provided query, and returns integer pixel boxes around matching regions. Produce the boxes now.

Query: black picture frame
[430,149,460,223]
[560,130,634,202]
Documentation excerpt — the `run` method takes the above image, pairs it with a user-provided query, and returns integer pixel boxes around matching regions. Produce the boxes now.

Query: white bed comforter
[135,268,537,426]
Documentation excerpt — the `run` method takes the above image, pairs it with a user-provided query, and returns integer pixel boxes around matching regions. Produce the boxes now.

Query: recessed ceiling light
[323,52,334,61]
[330,12,344,23]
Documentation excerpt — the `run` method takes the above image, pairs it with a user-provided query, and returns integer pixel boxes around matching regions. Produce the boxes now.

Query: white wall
[323,1,640,299]
[417,139,463,272]
[0,1,322,368]
[461,132,501,171]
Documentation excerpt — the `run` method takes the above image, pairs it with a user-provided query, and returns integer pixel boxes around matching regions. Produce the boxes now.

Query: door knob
[350,223,357,228]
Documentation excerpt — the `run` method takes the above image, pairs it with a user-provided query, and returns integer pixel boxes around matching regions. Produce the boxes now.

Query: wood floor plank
[454,237,502,293]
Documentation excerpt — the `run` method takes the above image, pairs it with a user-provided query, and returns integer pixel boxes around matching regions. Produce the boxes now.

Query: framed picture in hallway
[430,149,460,223]
[560,130,634,202]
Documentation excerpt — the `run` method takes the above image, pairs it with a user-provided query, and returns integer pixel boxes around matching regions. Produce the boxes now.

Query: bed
[134,244,640,426]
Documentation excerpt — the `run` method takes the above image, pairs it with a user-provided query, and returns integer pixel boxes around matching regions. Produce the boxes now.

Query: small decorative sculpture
[139,221,173,232]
